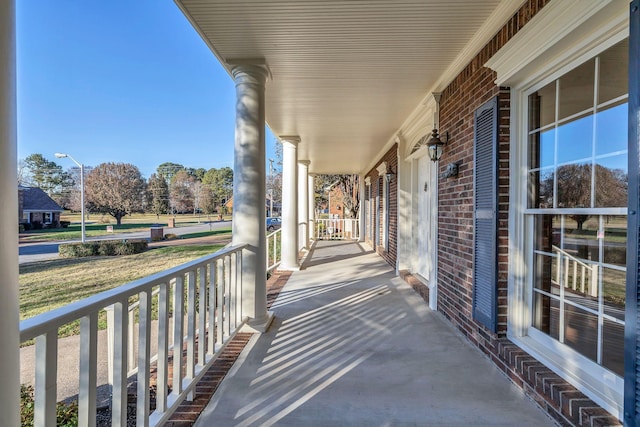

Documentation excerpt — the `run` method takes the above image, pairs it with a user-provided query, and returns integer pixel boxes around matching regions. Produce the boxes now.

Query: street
[18,220,231,264]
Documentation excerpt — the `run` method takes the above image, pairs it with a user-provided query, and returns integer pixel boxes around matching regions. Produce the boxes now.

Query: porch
[194,240,556,426]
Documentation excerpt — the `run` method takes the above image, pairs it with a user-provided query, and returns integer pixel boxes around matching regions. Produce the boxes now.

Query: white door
[415,154,437,310]
[417,155,431,279]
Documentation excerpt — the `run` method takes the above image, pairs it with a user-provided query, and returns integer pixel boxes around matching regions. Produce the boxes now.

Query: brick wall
[410,0,621,425]
[365,144,398,268]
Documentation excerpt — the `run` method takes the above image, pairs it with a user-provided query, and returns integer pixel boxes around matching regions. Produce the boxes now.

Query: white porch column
[308,174,315,241]
[0,2,20,425]
[358,174,366,242]
[280,136,300,270]
[230,63,272,331]
[298,160,310,250]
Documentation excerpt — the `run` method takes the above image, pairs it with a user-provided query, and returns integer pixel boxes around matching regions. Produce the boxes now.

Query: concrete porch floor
[195,240,557,426]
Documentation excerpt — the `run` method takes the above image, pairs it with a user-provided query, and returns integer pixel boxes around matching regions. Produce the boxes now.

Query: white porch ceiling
[176,0,520,174]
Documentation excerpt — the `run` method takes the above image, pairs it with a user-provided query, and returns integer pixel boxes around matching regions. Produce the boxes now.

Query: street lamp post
[55,153,85,243]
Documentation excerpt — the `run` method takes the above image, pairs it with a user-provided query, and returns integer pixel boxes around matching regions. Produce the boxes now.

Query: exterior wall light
[384,165,395,182]
[426,128,449,162]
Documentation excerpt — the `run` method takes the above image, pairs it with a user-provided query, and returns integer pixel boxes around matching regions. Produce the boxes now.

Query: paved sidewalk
[195,241,557,426]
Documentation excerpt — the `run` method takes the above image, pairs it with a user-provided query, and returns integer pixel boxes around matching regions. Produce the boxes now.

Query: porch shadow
[195,241,556,426]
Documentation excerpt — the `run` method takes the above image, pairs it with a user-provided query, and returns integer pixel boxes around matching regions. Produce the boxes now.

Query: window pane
[529,129,555,169]
[562,215,599,262]
[532,292,560,340]
[599,39,628,104]
[602,318,624,376]
[603,267,625,321]
[595,155,628,208]
[595,102,628,156]
[557,114,593,164]
[534,253,557,293]
[528,169,554,208]
[603,216,627,267]
[564,303,598,363]
[556,163,592,208]
[559,59,595,120]
[534,214,558,252]
[529,82,556,131]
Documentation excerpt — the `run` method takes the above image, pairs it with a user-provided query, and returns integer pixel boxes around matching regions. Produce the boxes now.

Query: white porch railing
[315,218,360,241]
[553,245,598,297]
[20,243,248,427]
[266,228,282,273]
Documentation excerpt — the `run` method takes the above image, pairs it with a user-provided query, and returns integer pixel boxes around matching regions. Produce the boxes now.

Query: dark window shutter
[473,97,499,332]
[625,1,640,425]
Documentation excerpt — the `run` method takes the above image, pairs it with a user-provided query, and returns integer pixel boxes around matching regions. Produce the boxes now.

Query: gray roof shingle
[21,187,63,212]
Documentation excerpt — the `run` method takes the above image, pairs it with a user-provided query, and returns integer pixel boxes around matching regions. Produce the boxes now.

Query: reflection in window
[596,102,628,155]
[527,39,627,377]
[598,39,628,104]
[595,158,628,208]
[557,115,593,164]
[559,59,595,120]
[529,82,556,131]
[556,163,591,208]
[529,129,555,169]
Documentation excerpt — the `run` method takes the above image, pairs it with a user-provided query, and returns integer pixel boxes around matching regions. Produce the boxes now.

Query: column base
[279,263,300,271]
[241,311,275,333]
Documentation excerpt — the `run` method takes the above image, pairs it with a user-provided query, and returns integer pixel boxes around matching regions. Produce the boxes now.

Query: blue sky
[16,1,278,178]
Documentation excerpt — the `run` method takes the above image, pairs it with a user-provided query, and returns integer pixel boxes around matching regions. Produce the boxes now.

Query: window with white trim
[526,39,628,376]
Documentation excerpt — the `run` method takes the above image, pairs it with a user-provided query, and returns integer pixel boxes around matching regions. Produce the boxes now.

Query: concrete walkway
[195,241,557,426]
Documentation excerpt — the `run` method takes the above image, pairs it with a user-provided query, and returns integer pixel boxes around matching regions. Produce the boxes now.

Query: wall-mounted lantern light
[384,164,395,182]
[426,128,449,162]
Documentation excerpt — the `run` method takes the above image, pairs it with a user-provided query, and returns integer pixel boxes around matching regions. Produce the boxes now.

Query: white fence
[266,228,282,272]
[20,244,248,427]
[553,245,599,297]
[315,218,360,241]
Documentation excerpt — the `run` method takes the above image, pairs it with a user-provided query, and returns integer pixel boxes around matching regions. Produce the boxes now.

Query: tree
[85,162,146,225]
[202,167,233,210]
[147,173,170,218]
[547,163,628,230]
[62,166,85,212]
[200,187,216,214]
[267,172,282,215]
[186,167,207,181]
[22,153,74,203]
[169,169,195,214]
[156,162,184,184]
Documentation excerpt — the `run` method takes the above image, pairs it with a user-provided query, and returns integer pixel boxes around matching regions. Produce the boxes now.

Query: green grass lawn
[20,211,232,241]
[19,244,225,340]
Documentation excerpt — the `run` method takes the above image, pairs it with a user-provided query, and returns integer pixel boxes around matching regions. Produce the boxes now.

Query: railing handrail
[20,243,248,342]
[314,218,360,241]
[552,245,593,270]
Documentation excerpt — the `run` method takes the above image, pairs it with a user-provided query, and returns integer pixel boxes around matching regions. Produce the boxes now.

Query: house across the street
[18,186,64,228]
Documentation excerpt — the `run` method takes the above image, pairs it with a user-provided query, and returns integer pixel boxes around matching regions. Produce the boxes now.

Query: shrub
[97,240,116,256]
[19,224,25,233]
[31,221,42,230]
[59,221,70,228]
[59,240,148,258]
[22,222,32,231]
[164,233,178,240]
[21,384,78,427]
